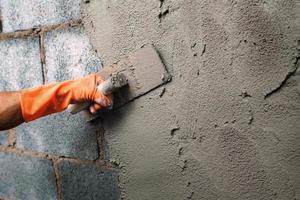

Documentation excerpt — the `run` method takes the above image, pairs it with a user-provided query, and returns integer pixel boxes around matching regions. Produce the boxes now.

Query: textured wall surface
[83,0,300,199]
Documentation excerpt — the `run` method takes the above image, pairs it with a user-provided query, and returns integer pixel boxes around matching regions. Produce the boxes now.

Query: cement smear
[82,0,300,199]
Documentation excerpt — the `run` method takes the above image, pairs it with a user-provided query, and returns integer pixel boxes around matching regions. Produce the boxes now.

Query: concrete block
[16,110,100,160]
[0,152,57,200]
[0,132,8,145]
[44,27,102,82]
[0,37,43,91]
[59,160,119,200]
[0,0,81,32]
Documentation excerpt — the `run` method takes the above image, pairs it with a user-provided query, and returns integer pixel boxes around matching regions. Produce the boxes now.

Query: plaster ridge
[264,55,300,99]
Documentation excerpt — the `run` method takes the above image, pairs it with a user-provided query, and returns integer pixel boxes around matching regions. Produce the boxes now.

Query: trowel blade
[86,44,171,121]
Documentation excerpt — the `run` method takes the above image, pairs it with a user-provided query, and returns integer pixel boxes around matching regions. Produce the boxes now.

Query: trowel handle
[69,73,128,115]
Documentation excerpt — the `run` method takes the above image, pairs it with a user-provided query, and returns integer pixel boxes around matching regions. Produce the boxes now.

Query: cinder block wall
[0,0,119,199]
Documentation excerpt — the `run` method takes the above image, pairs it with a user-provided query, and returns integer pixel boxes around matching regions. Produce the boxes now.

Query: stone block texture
[0,132,8,145]
[44,27,102,82]
[16,111,100,160]
[0,152,57,200]
[60,160,119,200]
[0,0,81,32]
[0,37,43,91]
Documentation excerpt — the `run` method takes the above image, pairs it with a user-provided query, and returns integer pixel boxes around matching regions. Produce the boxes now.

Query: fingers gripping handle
[70,73,128,115]
[98,72,128,95]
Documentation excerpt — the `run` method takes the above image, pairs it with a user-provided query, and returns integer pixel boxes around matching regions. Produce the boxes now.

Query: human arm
[0,91,24,131]
[0,74,112,131]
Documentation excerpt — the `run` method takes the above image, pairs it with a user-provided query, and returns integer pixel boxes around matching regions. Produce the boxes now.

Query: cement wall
[82,0,300,199]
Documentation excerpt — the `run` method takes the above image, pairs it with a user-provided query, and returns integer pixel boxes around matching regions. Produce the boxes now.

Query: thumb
[94,92,113,107]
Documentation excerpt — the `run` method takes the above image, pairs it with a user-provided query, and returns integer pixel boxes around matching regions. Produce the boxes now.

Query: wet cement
[82,0,300,199]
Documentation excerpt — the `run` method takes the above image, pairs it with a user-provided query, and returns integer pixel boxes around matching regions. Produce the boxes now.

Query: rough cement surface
[83,0,300,199]
[0,152,57,200]
[0,37,43,91]
[59,160,119,200]
[0,0,81,32]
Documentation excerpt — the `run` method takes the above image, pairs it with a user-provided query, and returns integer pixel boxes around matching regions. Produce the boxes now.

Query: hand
[72,74,113,114]
[20,73,113,122]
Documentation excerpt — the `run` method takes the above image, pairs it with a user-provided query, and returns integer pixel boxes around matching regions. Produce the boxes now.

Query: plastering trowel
[70,44,171,121]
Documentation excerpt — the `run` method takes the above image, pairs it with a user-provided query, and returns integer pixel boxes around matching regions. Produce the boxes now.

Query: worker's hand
[20,74,113,122]
[69,74,113,114]
[89,74,113,114]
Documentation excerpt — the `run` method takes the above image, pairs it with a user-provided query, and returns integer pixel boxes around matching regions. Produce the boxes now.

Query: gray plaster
[0,37,43,91]
[83,0,300,199]
[0,0,81,32]
[59,160,119,200]
[0,152,56,200]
